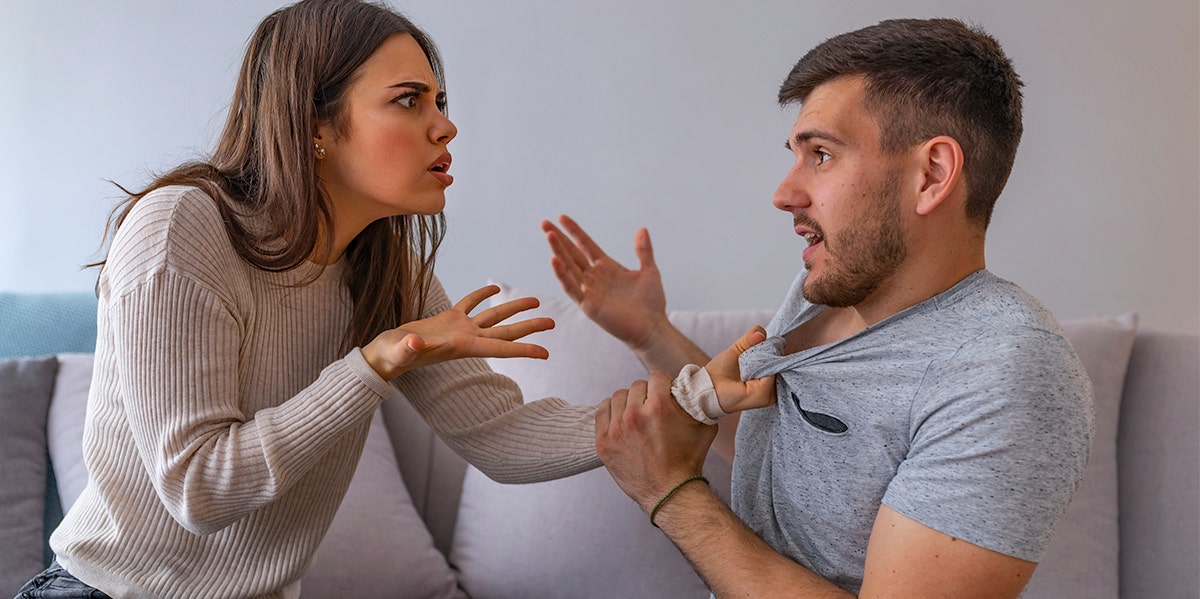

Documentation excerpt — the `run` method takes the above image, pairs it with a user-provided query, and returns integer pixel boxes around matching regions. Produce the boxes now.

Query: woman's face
[316,34,457,228]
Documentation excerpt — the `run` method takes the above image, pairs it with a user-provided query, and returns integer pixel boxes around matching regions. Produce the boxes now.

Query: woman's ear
[915,135,964,216]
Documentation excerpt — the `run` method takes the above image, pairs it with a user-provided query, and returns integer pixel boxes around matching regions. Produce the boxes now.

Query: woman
[15,1,598,597]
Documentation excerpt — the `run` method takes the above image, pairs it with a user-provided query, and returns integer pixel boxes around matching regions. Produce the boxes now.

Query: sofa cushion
[450,282,772,598]
[1023,314,1138,599]
[0,355,59,595]
[305,408,464,599]
[377,385,470,558]
[47,355,463,598]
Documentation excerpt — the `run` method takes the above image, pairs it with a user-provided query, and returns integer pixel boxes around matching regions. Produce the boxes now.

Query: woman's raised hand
[361,285,554,380]
[541,214,668,351]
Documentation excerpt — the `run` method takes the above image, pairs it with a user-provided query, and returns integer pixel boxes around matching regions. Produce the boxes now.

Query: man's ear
[915,136,964,216]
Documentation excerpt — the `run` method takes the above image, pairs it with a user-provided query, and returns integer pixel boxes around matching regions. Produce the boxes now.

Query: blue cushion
[0,293,98,358]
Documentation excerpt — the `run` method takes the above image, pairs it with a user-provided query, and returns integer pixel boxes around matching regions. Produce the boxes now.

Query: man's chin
[802,277,865,309]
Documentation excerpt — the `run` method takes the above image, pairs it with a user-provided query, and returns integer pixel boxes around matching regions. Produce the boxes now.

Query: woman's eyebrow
[387,81,432,92]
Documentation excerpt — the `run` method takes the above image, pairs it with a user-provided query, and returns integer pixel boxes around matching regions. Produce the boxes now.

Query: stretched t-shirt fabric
[733,269,1094,593]
[51,185,599,599]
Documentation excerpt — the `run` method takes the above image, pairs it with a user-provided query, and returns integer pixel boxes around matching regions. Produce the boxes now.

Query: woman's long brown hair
[95,0,446,351]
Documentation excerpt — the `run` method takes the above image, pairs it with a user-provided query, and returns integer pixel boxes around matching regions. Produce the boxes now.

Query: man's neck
[785,249,986,355]
[853,258,985,327]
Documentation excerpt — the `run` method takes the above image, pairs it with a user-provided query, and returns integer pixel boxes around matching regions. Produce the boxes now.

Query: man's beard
[802,171,908,308]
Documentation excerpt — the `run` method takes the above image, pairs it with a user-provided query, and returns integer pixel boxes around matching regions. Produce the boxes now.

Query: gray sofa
[1,289,1196,598]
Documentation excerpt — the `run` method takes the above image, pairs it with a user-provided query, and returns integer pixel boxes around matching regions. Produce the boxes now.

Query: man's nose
[772,167,810,212]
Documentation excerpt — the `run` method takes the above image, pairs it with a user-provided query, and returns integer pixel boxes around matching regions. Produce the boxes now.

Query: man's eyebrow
[784,129,845,151]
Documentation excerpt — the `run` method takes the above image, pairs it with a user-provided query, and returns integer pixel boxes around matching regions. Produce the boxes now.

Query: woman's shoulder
[105,184,243,294]
[128,184,225,232]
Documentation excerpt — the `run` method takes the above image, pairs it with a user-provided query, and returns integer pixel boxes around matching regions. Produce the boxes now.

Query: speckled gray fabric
[734,269,1095,594]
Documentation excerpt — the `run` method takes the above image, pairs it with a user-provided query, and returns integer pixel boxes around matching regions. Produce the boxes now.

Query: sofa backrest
[1116,330,1199,598]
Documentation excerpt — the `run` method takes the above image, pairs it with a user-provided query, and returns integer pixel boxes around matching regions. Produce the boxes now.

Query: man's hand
[595,372,718,513]
[541,215,669,351]
[361,285,554,380]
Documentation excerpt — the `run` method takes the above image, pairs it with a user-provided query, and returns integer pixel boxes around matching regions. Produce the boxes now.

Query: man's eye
[815,150,832,165]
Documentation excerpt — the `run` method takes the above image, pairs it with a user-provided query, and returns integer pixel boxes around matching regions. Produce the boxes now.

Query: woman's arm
[111,270,391,535]
[391,275,601,483]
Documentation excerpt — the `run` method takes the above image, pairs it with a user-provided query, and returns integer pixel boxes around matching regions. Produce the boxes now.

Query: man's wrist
[646,475,715,531]
[630,317,707,372]
[627,314,673,354]
[650,474,710,527]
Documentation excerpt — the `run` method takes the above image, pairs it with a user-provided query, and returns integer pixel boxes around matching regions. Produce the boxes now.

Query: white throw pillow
[450,282,772,599]
[1023,313,1138,599]
[47,354,463,599]
[47,353,93,510]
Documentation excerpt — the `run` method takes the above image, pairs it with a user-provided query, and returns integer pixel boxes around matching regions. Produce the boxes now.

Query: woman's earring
[315,143,327,159]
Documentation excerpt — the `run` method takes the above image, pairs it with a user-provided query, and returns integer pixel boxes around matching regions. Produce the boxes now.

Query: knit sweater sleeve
[104,187,393,535]
[392,276,601,483]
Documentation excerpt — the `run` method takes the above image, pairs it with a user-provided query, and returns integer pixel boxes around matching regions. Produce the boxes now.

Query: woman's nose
[432,113,457,144]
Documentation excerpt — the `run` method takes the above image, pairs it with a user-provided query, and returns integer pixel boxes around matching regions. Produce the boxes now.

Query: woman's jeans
[13,560,112,599]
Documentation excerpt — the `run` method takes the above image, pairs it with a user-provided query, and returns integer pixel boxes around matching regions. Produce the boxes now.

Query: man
[542,18,1094,598]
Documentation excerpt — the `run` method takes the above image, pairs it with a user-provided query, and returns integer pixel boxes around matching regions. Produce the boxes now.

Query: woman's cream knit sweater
[50,186,599,598]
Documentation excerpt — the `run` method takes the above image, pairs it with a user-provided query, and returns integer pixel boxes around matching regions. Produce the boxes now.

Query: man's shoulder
[937,270,1065,340]
[918,273,1091,405]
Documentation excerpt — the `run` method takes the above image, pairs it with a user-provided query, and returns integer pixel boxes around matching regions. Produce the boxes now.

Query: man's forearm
[631,319,711,374]
[653,483,853,599]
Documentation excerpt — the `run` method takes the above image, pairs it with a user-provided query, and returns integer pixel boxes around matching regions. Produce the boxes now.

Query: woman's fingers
[452,284,502,313]
[449,287,552,331]
[469,295,540,327]
[466,338,550,360]
[708,326,767,381]
[478,317,556,341]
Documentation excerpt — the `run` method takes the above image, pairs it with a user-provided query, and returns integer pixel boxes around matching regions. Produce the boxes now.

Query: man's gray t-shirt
[733,269,1094,593]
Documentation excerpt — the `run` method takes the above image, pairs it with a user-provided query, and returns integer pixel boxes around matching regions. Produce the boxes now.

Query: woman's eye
[394,94,418,108]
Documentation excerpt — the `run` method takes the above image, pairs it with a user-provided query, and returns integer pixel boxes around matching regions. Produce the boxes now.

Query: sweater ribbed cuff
[345,348,400,400]
[671,364,728,425]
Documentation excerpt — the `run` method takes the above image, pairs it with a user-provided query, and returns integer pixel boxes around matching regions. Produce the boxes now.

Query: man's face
[772,76,909,308]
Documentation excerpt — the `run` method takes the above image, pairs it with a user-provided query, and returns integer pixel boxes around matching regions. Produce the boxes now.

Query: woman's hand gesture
[362,285,554,380]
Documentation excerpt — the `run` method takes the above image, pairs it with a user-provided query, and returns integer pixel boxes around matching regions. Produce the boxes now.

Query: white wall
[3,0,1197,334]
